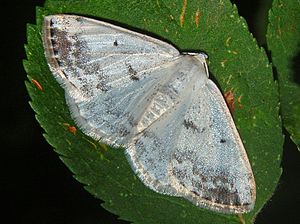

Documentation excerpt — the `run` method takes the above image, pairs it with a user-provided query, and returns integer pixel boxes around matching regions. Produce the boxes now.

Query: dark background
[1,0,299,223]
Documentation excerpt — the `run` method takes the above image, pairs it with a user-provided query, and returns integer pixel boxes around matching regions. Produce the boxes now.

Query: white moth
[42,15,256,214]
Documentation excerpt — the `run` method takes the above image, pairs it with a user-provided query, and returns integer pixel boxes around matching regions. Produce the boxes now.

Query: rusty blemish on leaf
[195,9,200,27]
[180,0,187,27]
[31,79,43,91]
[68,126,77,134]
[224,89,235,113]
[63,123,77,134]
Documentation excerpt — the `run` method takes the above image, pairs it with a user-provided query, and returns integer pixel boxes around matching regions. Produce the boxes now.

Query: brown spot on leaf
[31,79,43,91]
[195,9,200,27]
[68,126,77,134]
[180,0,187,27]
[224,89,235,113]
[63,123,77,134]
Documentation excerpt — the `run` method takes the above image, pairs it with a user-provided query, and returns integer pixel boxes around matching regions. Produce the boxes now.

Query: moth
[42,15,256,214]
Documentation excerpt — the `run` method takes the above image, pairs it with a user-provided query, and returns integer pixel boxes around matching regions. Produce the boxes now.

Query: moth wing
[42,15,180,145]
[170,80,256,213]
[127,60,255,213]
[126,56,203,195]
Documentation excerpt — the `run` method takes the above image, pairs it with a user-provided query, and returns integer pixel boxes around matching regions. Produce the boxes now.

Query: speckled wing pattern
[42,15,256,214]
[42,15,180,145]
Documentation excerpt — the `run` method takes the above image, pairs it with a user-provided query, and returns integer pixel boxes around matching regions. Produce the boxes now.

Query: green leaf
[24,0,284,223]
[267,0,300,149]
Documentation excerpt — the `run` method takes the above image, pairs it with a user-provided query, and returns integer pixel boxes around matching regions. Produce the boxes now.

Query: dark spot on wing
[173,164,251,207]
[203,196,211,201]
[49,27,72,60]
[61,70,68,79]
[49,20,89,70]
[173,152,183,164]
[119,126,130,137]
[128,115,137,127]
[127,64,139,81]
[183,119,199,132]
[220,139,226,143]
[50,18,55,26]
[96,83,108,92]
[191,191,200,196]
[50,38,57,46]
[56,59,64,67]
[198,173,242,206]
[213,187,241,205]
[53,48,59,56]
[72,36,87,63]
[50,26,55,37]
[75,17,84,23]
[113,40,118,46]
[134,137,143,147]
[80,84,89,93]
[208,118,215,128]
[131,75,139,81]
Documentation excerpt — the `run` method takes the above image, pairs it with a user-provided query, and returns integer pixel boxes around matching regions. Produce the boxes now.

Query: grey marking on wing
[183,119,200,133]
[127,64,139,81]
[220,139,226,143]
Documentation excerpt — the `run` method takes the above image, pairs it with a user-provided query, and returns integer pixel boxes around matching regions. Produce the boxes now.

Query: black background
[1,0,299,223]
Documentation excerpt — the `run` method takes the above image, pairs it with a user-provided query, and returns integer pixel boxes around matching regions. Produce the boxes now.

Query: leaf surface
[267,0,300,149]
